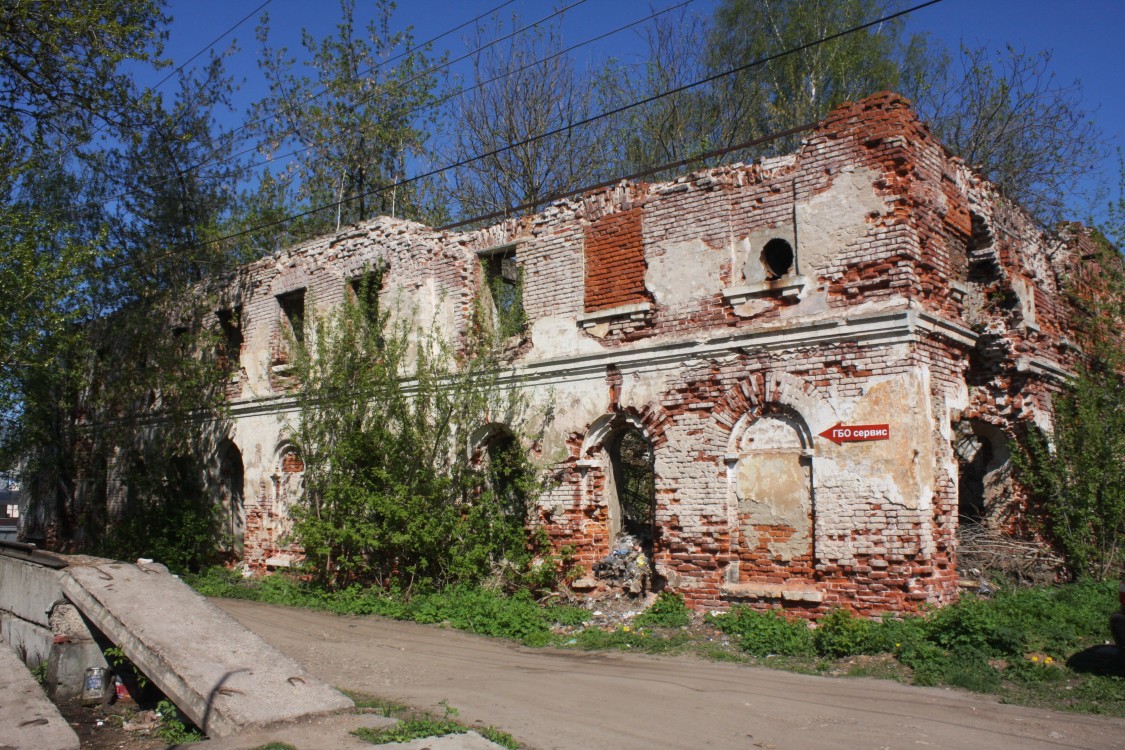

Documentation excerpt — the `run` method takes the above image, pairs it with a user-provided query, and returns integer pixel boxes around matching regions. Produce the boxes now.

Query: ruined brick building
[73,93,1111,615]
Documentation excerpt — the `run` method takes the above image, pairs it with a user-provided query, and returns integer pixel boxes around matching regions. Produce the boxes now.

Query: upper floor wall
[215,93,1086,403]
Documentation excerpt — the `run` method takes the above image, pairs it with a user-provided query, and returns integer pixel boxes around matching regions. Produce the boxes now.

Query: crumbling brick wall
[79,93,1099,617]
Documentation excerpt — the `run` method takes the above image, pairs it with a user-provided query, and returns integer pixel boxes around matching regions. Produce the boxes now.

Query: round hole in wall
[761,238,794,279]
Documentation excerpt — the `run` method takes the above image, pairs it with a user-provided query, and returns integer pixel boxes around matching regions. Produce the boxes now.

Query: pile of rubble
[592,535,651,595]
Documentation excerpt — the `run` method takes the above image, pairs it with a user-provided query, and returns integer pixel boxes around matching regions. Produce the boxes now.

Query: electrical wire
[47,0,274,164]
[56,0,690,218]
[53,0,945,281]
[52,0,598,219]
[154,0,274,91]
[186,0,593,186]
[209,0,947,244]
[189,0,690,190]
[220,0,521,150]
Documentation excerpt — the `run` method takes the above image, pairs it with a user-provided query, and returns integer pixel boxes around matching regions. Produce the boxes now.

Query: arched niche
[270,442,304,541]
[217,439,245,556]
[728,411,814,569]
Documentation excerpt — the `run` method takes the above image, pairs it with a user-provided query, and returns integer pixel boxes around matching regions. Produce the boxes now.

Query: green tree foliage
[105,52,250,294]
[1,3,243,564]
[1013,348,1124,580]
[597,6,716,178]
[1013,214,1124,580]
[706,0,927,148]
[289,275,543,591]
[248,0,441,238]
[603,0,931,175]
[0,0,166,450]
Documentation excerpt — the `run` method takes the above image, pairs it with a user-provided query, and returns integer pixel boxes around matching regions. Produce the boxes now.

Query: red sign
[819,423,890,445]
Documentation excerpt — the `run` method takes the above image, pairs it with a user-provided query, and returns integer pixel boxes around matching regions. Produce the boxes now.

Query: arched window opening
[761,238,794,279]
[484,432,531,524]
[609,428,655,550]
[218,441,245,557]
[953,419,1011,528]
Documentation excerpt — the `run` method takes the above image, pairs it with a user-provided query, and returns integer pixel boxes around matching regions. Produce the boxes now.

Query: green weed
[155,698,201,744]
[351,698,521,749]
[634,591,691,629]
[710,607,814,656]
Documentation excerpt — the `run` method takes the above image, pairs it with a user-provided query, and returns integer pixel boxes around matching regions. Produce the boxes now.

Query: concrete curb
[0,639,79,750]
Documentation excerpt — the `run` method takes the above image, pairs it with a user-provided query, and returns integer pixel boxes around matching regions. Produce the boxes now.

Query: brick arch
[467,421,519,462]
[580,403,669,458]
[713,370,837,453]
[273,440,304,474]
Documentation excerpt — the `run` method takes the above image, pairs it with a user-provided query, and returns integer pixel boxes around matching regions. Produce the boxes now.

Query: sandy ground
[215,598,1125,750]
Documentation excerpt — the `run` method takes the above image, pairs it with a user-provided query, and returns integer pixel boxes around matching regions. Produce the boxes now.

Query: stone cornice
[226,306,987,419]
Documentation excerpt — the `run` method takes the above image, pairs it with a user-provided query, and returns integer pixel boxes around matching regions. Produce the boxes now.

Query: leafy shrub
[406,587,564,645]
[290,284,545,593]
[634,592,691,629]
[711,606,814,657]
[894,639,949,685]
[813,608,878,657]
[926,596,1025,657]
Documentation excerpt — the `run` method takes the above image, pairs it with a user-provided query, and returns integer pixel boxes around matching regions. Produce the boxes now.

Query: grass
[345,691,521,749]
[189,569,1125,717]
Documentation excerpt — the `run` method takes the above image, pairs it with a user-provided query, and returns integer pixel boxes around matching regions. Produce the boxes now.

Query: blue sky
[150,0,1124,221]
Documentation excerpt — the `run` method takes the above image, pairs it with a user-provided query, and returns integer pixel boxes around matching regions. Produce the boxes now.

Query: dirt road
[215,599,1125,750]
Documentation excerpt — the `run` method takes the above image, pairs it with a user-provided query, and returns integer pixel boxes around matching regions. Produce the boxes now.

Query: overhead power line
[62,0,945,282]
[49,0,274,163]
[210,0,946,244]
[194,0,692,187]
[58,0,689,218]
[154,0,274,91]
[219,0,522,156]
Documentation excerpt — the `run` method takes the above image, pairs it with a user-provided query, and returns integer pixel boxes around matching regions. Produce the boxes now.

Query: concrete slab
[188,712,508,750]
[59,561,353,738]
[0,639,79,750]
[381,732,511,749]
[187,712,398,750]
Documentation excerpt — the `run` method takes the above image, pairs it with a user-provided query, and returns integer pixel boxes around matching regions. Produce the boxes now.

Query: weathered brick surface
[584,207,649,313]
[55,93,1117,618]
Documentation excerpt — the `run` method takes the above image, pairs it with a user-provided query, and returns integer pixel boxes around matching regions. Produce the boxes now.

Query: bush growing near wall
[1013,232,1125,581]
[710,607,814,656]
[289,279,547,591]
[1013,366,1125,581]
[634,591,691,629]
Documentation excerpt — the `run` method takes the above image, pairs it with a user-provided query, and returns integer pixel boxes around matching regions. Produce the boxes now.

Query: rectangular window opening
[349,270,383,326]
[217,307,243,371]
[277,290,306,345]
[480,245,524,339]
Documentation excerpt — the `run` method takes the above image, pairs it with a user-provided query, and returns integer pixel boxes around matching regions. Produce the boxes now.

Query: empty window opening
[609,428,655,549]
[484,432,531,524]
[481,247,525,338]
[953,420,1011,527]
[762,238,794,279]
[350,269,384,327]
[277,290,306,345]
[217,308,243,371]
[219,441,245,556]
[967,212,999,283]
